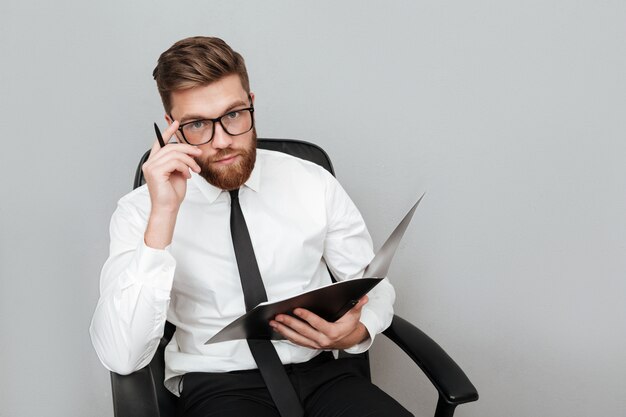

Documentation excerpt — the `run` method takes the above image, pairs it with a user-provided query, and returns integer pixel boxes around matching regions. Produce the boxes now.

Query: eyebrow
[178,100,250,124]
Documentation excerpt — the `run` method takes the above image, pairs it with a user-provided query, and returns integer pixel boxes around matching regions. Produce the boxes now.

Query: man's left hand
[269,296,370,350]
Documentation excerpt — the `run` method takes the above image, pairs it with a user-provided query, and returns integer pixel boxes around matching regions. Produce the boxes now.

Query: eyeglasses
[173,106,255,146]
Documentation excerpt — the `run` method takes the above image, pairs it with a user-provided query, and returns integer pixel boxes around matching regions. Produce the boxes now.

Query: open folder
[205,193,425,345]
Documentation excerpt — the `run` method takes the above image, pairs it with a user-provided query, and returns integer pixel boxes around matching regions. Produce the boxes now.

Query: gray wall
[1,1,624,416]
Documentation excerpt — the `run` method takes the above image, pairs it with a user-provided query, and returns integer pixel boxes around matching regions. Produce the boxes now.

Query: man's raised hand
[142,121,202,213]
[142,121,202,249]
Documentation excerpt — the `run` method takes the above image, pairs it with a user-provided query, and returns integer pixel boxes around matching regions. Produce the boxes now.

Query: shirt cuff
[342,306,380,354]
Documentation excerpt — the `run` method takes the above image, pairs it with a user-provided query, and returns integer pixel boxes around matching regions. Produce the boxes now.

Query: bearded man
[90,36,412,417]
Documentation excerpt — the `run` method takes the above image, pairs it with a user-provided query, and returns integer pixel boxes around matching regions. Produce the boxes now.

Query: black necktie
[229,189,304,417]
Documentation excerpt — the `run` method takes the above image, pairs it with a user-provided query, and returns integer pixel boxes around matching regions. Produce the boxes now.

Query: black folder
[205,193,424,344]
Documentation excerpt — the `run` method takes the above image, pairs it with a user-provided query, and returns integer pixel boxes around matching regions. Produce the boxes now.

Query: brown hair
[152,36,250,113]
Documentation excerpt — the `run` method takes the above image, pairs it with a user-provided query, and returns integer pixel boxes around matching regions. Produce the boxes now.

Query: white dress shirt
[90,149,396,395]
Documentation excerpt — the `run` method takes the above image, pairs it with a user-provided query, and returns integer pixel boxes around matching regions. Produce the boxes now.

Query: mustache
[201,149,238,164]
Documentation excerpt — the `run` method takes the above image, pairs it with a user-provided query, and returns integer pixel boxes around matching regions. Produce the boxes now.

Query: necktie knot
[229,189,239,202]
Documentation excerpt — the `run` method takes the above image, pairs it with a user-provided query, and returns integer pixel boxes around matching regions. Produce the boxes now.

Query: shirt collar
[190,153,262,204]
[245,154,261,192]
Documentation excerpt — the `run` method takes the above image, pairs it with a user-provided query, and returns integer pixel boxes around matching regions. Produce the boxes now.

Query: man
[90,36,412,417]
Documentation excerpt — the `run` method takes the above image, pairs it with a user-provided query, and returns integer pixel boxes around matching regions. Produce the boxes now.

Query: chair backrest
[128,139,367,416]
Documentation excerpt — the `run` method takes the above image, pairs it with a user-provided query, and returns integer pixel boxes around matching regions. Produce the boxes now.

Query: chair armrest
[382,314,479,406]
[111,366,161,417]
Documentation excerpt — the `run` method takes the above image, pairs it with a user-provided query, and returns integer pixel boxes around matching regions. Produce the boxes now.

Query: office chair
[112,138,478,417]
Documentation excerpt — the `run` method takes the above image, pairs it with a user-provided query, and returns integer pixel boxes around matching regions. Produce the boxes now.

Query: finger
[270,320,321,349]
[334,295,369,322]
[162,120,180,143]
[169,160,196,179]
[275,310,365,349]
[145,152,195,179]
[290,309,333,334]
[352,295,368,308]
[152,151,201,174]
[148,120,179,157]
[150,142,202,160]
[292,298,364,335]
[291,310,355,346]
[350,295,369,313]
[147,139,163,161]
[151,159,195,180]
[146,144,202,171]
[147,121,191,163]
[274,313,325,342]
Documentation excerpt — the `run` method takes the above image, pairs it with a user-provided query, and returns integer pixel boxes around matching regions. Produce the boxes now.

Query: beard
[196,130,257,190]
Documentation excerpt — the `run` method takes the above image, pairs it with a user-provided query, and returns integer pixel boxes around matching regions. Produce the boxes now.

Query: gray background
[1,1,625,416]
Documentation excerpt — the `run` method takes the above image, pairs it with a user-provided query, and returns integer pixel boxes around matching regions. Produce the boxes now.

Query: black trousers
[177,352,414,417]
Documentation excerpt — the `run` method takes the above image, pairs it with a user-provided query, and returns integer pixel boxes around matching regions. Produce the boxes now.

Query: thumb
[352,295,369,312]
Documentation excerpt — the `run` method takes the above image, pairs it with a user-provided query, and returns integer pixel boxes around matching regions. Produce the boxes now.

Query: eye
[186,120,208,131]
[225,111,240,120]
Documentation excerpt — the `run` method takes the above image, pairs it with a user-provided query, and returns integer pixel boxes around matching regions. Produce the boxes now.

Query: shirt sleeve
[89,194,176,375]
[321,171,396,354]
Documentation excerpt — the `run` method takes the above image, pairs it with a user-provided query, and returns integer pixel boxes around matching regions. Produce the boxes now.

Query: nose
[211,122,233,149]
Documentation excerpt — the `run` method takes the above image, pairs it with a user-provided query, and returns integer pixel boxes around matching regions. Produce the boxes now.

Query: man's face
[166,74,256,190]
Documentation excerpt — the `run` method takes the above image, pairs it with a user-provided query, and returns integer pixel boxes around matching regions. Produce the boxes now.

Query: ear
[165,114,173,125]
[249,91,255,105]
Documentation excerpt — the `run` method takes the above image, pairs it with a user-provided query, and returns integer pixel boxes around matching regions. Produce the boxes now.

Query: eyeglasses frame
[169,105,255,146]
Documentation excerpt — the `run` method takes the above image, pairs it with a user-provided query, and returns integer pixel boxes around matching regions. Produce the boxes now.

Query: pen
[154,122,166,148]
